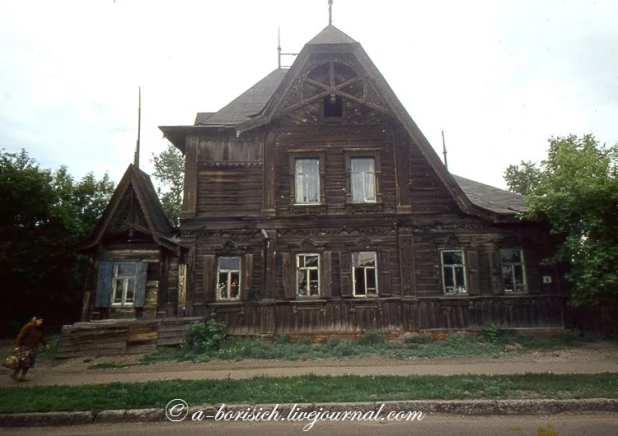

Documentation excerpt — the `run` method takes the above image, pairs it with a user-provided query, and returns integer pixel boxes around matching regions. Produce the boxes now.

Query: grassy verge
[139,331,603,365]
[0,373,617,414]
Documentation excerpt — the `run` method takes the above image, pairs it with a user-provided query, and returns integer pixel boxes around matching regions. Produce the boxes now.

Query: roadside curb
[1,399,617,427]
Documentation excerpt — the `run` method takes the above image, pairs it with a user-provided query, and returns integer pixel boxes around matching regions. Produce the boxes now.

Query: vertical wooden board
[264,233,277,299]
[321,251,333,299]
[134,261,148,307]
[95,261,114,308]
[467,250,480,295]
[282,252,295,299]
[524,249,542,294]
[379,250,391,296]
[203,255,216,302]
[339,251,352,298]
[184,136,198,215]
[399,235,415,296]
[488,248,502,295]
[242,253,253,301]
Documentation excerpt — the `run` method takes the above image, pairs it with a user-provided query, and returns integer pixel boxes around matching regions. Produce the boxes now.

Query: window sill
[442,292,469,298]
[295,295,323,300]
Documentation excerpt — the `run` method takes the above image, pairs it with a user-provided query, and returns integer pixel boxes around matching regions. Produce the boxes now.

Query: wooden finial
[134,87,141,169]
[441,130,448,171]
[277,27,281,69]
[328,0,333,25]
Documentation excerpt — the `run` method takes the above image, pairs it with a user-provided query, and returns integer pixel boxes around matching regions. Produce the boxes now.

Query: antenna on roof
[441,130,449,171]
[328,0,333,25]
[277,28,299,69]
[277,27,282,69]
[134,87,141,169]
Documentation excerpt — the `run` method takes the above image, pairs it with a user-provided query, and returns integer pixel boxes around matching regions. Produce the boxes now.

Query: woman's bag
[2,354,19,370]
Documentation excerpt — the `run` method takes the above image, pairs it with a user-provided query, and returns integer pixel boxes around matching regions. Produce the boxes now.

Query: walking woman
[10,316,51,382]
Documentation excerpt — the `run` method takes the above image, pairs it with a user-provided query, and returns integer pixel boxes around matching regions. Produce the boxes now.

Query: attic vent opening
[323,95,343,118]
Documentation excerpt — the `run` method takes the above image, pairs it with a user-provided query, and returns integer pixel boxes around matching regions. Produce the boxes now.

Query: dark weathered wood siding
[177,55,566,335]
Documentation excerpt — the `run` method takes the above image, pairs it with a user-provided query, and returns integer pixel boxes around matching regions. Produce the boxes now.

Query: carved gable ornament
[276,59,392,122]
[288,237,327,252]
[345,236,375,250]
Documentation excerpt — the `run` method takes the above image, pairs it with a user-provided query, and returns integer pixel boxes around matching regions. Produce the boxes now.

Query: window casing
[350,157,376,203]
[296,254,320,297]
[441,250,467,295]
[500,249,527,293]
[217,256,241,300]
[294,158,320,204]
[352,251,378,296]
[112,262,137,306]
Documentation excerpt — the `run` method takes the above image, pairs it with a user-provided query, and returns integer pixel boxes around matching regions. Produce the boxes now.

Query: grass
[138,331,601,365]
[0,372,617,414]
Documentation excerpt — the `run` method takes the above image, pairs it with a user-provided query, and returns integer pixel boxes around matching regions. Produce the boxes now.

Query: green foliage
[151,143,184,227]
[275,332,290,344]
[504,160,542,195]
[356,330,385,346]
[0,149,114,333]
[183,320,227,353]
[512,135,618,307]
[482,323,500,343]
[404,334,433,345]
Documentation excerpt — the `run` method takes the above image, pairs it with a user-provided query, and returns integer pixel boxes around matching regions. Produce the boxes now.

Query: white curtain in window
[351,158,376,202]
[295,159,319,203]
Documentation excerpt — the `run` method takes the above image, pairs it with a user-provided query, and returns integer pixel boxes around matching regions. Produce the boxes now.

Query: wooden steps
[55,317,203,359]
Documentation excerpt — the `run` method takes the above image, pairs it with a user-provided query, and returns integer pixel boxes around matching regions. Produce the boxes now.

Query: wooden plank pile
[55,317,204,359]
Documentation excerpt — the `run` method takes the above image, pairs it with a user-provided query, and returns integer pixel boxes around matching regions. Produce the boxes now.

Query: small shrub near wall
[183,319,227,353]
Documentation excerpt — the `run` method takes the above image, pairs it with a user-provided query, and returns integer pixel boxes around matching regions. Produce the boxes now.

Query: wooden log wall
[88,245,182,320]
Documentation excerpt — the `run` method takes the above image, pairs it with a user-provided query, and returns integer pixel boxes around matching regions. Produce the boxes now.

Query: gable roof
[160,24,525,220]
[76,164,185,254]
[306,24,357,45]
[194,69,288,127]
[452,175,527,215]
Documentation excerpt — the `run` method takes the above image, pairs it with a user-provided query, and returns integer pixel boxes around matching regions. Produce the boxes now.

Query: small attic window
[323,95,343,118]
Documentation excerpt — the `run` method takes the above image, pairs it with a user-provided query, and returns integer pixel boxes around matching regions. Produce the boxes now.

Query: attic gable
[76,164,182,254]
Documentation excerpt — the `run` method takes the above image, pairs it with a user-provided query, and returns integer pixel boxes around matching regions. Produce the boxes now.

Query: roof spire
[328,0,333,25]
[134,87,141,169]
[277,27,281,69]
[441,130,449,171]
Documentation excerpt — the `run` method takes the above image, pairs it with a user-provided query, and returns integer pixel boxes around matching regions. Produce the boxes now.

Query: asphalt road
[2,413,617,435]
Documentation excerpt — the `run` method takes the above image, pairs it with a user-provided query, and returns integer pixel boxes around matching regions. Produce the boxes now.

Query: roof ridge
[306,24,357,45]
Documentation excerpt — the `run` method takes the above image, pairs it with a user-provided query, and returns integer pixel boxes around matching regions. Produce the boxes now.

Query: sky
[1,0,617,190]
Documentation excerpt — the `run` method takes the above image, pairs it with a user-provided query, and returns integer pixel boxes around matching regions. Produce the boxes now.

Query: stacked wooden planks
[55,317,203,359]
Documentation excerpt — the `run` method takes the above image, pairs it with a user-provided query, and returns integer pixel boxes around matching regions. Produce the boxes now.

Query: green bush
[184,319,227,353]
[356,331,384,346]
[482,323,500,343]
[404,334,433,345]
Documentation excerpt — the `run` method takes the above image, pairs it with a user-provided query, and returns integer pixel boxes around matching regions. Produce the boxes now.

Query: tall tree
[0,149,114,334]
[151,143,184,227]
[507,135,618,307]
[504,160,542,196]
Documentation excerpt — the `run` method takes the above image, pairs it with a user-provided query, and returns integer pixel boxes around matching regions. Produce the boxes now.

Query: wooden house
[76,163,188,321]
[155,24,568,336]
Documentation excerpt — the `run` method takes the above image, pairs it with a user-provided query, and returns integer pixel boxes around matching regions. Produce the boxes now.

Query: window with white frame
[112,262,137,306]
[294,158,320,204]
[352,251,378,296]
[217,257,241,300]
[296,254,320,297]
[441,250,467,295]
[350,157,376,203]
[500,249,527,293]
